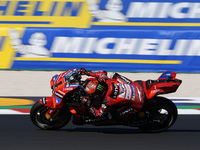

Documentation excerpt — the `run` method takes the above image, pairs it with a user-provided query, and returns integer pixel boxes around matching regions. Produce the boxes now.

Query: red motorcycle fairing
[38,69,82,119]
[39,96,65,119]
[39,97,54,107]
[39,96,64,108]
[143,71,182,99]
[145,81,181,99]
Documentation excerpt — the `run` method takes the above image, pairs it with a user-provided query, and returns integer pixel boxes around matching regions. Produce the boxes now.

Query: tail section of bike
[145,71,182,99]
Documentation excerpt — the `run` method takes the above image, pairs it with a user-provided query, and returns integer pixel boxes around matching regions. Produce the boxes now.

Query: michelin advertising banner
[0,0,200,72]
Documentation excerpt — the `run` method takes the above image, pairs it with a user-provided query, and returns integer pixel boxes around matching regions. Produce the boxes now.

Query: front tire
[30,102,72,130]
[139,97,177,133]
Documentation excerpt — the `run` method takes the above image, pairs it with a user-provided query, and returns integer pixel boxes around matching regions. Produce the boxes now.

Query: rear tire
[138,97,177,133]
[30,102,71,130]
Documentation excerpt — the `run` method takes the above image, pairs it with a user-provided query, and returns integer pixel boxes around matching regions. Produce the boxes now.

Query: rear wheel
[138,97,177,133]
[30,102,71,130]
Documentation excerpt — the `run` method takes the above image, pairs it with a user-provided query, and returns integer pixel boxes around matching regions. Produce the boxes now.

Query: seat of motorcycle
[145,80,156,90]
[134,80,154,90]
[134,80,153,99]
[134,80,144,90]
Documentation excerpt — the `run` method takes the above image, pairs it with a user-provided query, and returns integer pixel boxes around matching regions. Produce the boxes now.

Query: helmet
[85,79,107,101]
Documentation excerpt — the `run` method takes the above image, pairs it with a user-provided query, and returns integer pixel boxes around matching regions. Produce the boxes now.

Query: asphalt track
[0,115,199,150]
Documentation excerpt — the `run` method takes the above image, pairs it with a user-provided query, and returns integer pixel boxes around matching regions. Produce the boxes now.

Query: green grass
[176,106,200,109]
[0,106,32,109]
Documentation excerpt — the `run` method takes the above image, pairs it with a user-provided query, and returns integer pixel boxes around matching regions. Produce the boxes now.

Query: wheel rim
[34,106,69,129]
[144,106,175,132]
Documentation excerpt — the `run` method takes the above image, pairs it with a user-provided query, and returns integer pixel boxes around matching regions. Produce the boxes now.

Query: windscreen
[64,69,79,84]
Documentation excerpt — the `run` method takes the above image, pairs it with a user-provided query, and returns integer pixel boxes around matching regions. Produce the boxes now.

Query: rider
[79,68,144,119]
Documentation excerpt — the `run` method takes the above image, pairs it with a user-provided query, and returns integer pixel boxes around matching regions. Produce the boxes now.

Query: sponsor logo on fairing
[65,84,79,88]
[119,76,131,84]
[111,83,119,99]
[63,87,73,91]
[131,85,135,101]
[118,84,125,98]
[55,97,61,104]
[55,92,63,98]
[41,98,46,104]
[120,108,133,116]
[124,84,132,100]
[136,87,142,102]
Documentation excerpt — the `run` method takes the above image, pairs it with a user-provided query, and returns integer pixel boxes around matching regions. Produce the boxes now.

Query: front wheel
[139,97,177,133]
[30,102,72,130]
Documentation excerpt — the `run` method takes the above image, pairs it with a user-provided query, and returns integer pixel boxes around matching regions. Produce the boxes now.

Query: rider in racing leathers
[79,68,144,119]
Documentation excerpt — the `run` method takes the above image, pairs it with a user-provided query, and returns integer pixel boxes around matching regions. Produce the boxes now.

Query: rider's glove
[98,78,106,82]
[79,68,87,75]
[89,107,97,117]
[89,107,106,118]
[81,96,91,107]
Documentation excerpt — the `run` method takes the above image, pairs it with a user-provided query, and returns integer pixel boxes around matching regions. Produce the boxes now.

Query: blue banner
[8,27,200,72]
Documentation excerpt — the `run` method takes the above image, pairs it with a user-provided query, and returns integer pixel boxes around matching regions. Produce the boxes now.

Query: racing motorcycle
[30,69,182,133]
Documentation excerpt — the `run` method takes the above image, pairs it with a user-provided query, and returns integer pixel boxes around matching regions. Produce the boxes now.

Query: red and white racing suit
[85,71,144,118]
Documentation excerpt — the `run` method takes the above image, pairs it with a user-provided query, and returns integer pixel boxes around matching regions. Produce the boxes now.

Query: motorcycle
[30,69,182,133]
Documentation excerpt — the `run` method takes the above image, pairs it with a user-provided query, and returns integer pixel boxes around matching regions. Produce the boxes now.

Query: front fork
[45,108,60,120]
